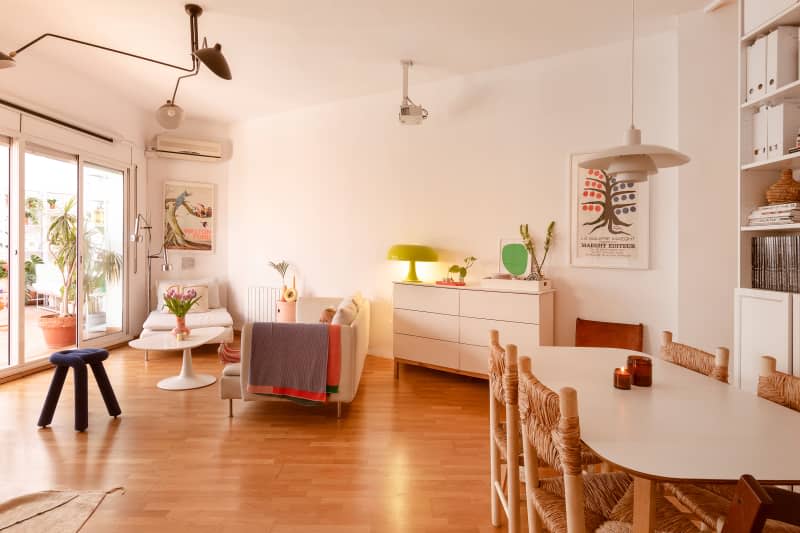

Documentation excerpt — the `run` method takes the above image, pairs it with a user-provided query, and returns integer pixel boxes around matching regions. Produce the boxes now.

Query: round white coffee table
[129,326,225,390]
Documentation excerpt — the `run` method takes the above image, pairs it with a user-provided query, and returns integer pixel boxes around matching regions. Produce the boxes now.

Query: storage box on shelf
[738,2,800,395]
[392,281,553,378]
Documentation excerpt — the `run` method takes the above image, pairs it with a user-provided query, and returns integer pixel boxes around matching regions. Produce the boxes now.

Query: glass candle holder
[627,355,653,387]
[613,367,632,390]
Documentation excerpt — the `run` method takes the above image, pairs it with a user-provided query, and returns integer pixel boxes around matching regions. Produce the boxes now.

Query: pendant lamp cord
[630,0,636,129]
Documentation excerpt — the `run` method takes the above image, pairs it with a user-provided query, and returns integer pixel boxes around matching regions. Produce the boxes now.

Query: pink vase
[172,316,191,340]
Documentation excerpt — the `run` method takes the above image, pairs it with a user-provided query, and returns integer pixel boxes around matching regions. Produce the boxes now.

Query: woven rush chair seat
[659,331,729,383]
[662,483,800,532]
[518,359,698,532]
[759,356,800,412]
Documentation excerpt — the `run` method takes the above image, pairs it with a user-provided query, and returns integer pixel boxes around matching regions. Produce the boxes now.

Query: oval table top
[528,346,800,483]
[128,327,225,351]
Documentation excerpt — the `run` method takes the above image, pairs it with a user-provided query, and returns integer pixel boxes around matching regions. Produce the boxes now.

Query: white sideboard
[392,281,554,378]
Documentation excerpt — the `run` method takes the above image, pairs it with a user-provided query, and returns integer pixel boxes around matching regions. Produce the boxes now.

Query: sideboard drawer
[460,290,539,323]
[459,316,540,354]
[394,333,459,369]
[394,309,459,342]
[459,344,489,375]
[394,283,459,315]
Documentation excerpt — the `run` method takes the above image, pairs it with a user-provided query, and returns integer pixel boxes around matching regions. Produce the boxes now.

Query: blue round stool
[37,348,121,432]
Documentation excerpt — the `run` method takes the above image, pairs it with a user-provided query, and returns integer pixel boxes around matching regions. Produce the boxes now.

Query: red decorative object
[613,367,632,390]
[172,316,191,341]
[627,355,652,387]
[435,280,466,286]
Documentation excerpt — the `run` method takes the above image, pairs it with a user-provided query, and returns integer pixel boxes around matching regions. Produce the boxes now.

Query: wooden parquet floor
[0,346,500,532]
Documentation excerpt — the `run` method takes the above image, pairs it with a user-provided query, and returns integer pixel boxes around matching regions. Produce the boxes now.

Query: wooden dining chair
[574,318,643,352]
[488,331,523,531]
[659,331,730,383]
[758,356,800,412]
[517,359,697,533]
[720,475,800,533]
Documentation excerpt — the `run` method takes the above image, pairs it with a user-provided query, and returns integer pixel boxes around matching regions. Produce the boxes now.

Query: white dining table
[529,346,800,533]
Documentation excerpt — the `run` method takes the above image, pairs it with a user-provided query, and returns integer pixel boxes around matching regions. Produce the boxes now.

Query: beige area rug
[0,488,122,532]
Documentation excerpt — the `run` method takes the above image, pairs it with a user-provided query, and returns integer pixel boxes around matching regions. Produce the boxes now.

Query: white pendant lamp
[579,0,689,183]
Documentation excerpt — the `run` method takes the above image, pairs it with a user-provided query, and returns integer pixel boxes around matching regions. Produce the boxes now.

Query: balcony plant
[83,239,123,333]
[24,254,43,304]
[39,197,78,348]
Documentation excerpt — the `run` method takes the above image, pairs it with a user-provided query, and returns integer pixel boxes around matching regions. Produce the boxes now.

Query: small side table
[129,327,224,390]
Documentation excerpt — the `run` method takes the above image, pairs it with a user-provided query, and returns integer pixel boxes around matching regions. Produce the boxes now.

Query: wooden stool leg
[73,364,88,432]
[89,362,121,417]
[38,366,68,427]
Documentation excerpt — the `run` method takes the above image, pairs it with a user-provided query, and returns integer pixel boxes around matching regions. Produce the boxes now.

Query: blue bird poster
[164,181,215,252]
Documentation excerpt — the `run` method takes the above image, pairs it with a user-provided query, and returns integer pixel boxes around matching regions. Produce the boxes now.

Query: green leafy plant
[47,198,57,209]
[47,197,78,316]
[448,256,477,282]
[520,221,555,281]
[24,254,43,302]
[0,260,7,280]
[162,287,201,318]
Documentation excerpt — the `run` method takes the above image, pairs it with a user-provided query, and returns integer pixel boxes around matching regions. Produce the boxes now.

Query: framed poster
[163,181,215,252]
[569,153,650,269]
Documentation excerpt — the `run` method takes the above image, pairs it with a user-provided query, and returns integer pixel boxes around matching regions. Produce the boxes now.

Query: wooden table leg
[632,476,656,533]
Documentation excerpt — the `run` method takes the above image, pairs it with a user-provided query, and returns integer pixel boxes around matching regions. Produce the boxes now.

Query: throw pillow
[332,299,357,326]
[185,285,210,313]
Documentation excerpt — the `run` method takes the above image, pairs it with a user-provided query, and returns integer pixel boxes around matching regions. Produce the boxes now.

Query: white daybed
[139,278,234,360]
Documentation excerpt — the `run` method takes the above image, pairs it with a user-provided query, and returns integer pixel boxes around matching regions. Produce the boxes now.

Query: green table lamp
[387,244,438,282]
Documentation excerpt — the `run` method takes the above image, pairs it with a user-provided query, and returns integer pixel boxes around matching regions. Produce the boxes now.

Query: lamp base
[404,260,421,283]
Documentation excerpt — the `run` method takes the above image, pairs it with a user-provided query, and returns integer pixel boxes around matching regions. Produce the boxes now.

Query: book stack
[752,235,800,292]
[747,203,800,226]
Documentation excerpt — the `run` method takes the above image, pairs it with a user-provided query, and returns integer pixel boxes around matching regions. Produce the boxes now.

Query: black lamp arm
[170,66,200,105]
[12,33,198,74]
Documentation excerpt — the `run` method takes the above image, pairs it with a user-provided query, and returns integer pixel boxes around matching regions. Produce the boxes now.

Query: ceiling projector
[399,101,428,125]
[398,60,428,125]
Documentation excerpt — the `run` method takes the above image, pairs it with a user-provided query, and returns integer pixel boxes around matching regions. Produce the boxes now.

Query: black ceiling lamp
[0,3,232,130]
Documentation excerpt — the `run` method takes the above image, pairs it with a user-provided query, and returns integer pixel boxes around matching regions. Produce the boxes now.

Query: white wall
[676,8,738,353]
[229,32,680,356]
[144,119,232,310]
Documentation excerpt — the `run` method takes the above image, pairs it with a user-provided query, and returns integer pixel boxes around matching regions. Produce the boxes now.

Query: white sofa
[220,296,370,417]
[139,278,234,360]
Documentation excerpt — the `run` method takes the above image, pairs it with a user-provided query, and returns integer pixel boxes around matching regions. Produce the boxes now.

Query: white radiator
[247,286,281,323]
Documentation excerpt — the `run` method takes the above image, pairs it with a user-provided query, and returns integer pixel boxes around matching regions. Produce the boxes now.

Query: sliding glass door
[24,146,78,361]
[81,164,125,343]
[0,139,9,369]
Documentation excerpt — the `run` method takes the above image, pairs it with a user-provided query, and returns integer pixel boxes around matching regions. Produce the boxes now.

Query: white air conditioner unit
[148,135,224,161]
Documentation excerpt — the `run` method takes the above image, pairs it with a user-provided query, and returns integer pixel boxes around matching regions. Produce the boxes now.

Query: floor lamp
[131,213,173,317]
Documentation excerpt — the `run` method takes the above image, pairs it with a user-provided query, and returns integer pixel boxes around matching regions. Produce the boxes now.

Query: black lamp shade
[194,43,231,80]
[0,51,16,69]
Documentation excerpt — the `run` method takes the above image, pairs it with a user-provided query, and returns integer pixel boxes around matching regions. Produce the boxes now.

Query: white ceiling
[0,0,706,125]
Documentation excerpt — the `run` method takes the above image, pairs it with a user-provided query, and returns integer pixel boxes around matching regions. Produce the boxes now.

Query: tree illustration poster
[570,155,649,269]
[163,181,215,252]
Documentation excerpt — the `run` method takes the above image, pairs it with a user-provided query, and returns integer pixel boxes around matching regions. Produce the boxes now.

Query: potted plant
[162,287,201,340]
[25,197,41,225]
[24,254,43,304]
[47,198,57,209]
[440,256,477,286]
[83,248,123,333]
[38,198,78,348]
[0,259,7,311]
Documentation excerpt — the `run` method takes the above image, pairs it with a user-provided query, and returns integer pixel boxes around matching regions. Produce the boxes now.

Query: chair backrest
[488,330,507,406]
[660,331,730,383]
[758,356,800,412]
[721,475,800,532]
[575,318,644,352]
[557,387,588,533]
[517,357,565,474]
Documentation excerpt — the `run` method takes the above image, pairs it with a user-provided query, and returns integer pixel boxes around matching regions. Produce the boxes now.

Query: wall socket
[181,256,195,270]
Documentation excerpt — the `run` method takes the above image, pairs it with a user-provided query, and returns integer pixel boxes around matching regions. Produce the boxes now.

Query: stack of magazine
[752,235,800,292]
[747,203,800,226]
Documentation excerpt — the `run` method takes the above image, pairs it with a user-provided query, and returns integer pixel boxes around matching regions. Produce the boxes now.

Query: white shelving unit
[736,1,800,390]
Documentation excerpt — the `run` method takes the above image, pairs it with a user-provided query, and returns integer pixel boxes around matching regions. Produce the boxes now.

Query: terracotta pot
[39,314,77,349]
[171,315,191,340]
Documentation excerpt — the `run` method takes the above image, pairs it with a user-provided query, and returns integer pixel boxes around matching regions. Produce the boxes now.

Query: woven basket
[766,169,800,204]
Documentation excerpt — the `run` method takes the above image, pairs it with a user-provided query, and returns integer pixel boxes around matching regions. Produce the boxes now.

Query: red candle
[614,367,632,390]
[627,355,653,387]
